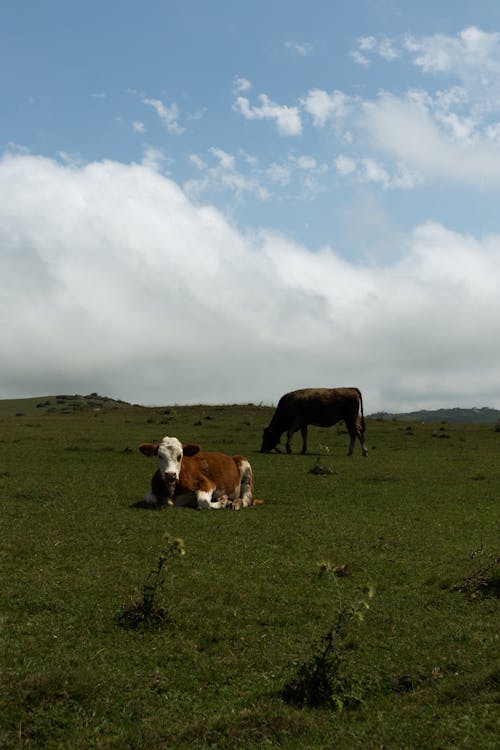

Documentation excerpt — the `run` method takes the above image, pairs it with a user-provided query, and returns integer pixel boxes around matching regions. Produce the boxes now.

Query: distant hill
[0,393,133,417]
[370,407,500,424]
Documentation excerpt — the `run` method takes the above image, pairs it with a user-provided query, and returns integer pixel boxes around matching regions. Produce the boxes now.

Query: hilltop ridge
[370,406,500,424]
[1,394,499,423]
[0,393,133,417]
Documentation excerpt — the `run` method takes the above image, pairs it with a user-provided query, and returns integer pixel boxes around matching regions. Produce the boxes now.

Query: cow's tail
[233,456,254,507]
[356,388,365,431]
[233,457,265,507]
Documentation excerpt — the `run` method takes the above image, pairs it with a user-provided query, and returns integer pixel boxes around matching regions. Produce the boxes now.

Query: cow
[139,436,258,510]
[261,387,368,456]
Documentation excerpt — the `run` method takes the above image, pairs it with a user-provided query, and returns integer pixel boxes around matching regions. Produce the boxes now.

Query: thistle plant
[141,535,186,616]
[453,541,500,599]
[282,575,375,710]
[117,533,186,629]
[309,443,334,475]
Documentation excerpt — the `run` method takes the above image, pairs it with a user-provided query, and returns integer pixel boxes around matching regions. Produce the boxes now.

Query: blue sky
[2,1,500,411]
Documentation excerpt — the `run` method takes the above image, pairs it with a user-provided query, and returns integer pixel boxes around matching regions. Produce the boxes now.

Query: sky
[2,0,500,413]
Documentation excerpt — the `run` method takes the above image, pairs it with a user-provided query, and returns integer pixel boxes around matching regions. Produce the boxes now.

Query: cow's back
[278,387,361,427]
[183,451,241,490]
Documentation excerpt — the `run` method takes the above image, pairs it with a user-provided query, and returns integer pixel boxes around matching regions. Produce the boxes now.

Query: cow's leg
[196,490,229,509]
[346,420,368,456]
[358,426,368,456]
[144,490,169,506]
[346,420,357,456]
[195,479,230,510]
[300,425,308,454]
[144,472,171,506]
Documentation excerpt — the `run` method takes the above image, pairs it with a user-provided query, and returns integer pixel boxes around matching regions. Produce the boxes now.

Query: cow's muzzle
[163,472,178,498]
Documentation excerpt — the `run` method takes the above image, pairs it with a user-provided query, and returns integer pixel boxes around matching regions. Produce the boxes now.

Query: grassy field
[0,402,498,749]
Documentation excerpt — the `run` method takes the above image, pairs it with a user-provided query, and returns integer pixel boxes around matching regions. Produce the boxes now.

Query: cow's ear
[139,443,159,457]
[183,443,200,457]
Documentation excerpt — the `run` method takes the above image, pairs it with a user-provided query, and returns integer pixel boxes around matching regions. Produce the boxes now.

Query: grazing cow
[261,387,368,456]
[139,436,257,510]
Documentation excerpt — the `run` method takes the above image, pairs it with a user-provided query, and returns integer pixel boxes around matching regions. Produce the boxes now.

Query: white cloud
[132,120,146,133]
[350,50,371,67]
[405,27,500,113]
[351,27,500,112]
[351,35,399,65]
[184,147,328,203]
[265,162,292,186]
[334,152,420,190]
[234,28,500,193]
[295,155,317,170]
[405,26,500,75]
[143,98,185,134]
[434,111,478,144]
[1,152,500,412]
[334,155,356,176]
[187,107,207,122]
[234,94,302,136]
[324,27,500,189]
[189,153,207,170]
[210,147,235,171]
[362,92,500,185]
[358,36,376,51]
[360,157,391,187]
[233,76,251,94]
[285,40,314,57]
[141,147,168,172]
[302,88,353,127]
[57,151,85,167]
[377,38,399,62]
[184,148,269,201]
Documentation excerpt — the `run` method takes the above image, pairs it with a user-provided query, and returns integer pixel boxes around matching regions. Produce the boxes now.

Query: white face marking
[157,436,184,481]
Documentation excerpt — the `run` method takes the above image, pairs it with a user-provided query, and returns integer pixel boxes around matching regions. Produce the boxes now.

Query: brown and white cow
[261,387,368,456]
[139,436,257,509]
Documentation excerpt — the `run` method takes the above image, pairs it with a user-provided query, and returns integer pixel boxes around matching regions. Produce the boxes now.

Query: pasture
[0,402,498,749]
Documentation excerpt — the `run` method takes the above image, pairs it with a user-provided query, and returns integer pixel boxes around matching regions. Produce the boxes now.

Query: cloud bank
[1,152,500,412]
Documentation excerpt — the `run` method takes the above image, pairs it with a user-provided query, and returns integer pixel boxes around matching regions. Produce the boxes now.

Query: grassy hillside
[0,393,132,417]
[0,405,498,749]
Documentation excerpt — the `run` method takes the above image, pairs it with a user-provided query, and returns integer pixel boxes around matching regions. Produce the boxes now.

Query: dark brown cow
[260,387,368,456]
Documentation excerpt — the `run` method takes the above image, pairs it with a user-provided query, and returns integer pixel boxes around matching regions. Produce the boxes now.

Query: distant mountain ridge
[370,407,500,424]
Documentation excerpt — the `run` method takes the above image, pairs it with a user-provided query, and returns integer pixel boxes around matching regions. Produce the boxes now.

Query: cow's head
[260,427,281,453]
[139,437,200,497]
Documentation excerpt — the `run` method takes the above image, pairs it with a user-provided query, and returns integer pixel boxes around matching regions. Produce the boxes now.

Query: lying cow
[139,436,258,509]
[261,387,368,456]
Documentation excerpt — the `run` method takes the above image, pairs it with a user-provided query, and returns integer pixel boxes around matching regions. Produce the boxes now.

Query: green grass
[0,405,499,748]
